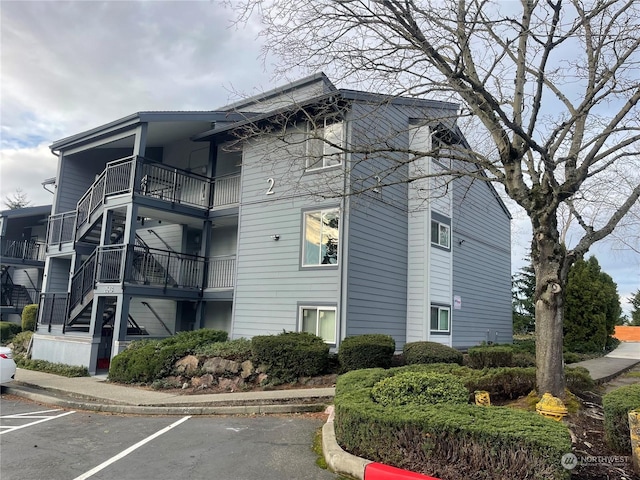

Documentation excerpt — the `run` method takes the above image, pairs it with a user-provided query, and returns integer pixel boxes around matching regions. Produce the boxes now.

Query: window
[300,306,337,343]
[302,208,339,266]
[430,306,450,333]
[306,118,344,170]
[431,220,450,249]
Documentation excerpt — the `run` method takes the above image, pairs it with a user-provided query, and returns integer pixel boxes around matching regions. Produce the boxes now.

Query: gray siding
[54,148,131,214]
[232,132,342,339]
[129,297,177,337]
[451,176,512,347]
[345,103,410,346]
[44,257,71,292]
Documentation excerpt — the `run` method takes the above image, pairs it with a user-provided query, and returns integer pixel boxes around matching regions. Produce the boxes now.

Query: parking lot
[0,395,337,480]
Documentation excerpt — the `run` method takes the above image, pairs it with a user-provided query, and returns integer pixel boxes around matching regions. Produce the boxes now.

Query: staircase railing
[69,249,98,312]
[47,211,77,247]
[38,292,69,332]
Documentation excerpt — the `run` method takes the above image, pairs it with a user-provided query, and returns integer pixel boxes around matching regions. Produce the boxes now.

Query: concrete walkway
[569,341,640,383]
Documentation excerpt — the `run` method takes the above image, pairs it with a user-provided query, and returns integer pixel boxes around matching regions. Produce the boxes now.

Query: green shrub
[338,334,395,372]
[403,341,463,366]
[562,351,582,364]
[0,321,22,342]
[11,331,33,356]
[512,338,536,355]
[334,368,571,480]
[511,352,535,367]
[565,366,595,394]
[109,329,228,383]
[468,345,514,368]
[21,304,38,331]
[251,331,329,383]
[15,356,89,377]
[194,338,252,362]
[603,384,640,453]
[372,371,468,407]
[467,367,536,400]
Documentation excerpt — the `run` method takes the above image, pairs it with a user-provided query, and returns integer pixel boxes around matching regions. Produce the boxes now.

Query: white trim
[301,208,340,267]
[299,305,337,344]
[430,305,451,334]
[305,118,345,171]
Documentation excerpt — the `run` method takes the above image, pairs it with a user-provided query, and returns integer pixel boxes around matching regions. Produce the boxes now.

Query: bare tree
[232,0,640,397]
[3,188,31,210]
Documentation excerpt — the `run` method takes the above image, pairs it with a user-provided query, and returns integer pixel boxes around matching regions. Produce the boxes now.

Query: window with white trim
[302,208,339,266]
[306,118,344,170]
[300,306,337,343]
[431,220,451,249]
[430,305,450,333]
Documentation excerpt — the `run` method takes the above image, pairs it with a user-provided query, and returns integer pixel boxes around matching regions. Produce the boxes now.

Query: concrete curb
[4,385,328,416]
[322,406,371,479]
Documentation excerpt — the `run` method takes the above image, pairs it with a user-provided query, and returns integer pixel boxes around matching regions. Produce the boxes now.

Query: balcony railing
[46,211,77,247]
[38,292,69,331]
[1,237,46,262]
[211,174,240,208]
[207,255,236,288]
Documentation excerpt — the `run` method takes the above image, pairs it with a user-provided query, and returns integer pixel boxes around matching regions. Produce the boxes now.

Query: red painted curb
[364,462,440,480]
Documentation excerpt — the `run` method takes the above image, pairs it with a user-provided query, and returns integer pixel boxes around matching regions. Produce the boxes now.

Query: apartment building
[32,73,512,373]
[1,205,50,324]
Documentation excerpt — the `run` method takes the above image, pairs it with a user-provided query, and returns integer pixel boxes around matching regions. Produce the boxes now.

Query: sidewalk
[4,342,639,414]
[4,368,335,415]
[3,343,639,480]
[569,341,640,383]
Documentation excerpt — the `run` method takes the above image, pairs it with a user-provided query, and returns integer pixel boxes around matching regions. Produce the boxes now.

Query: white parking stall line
[0,410,76,435]
[2,408,66,418]
[72,415,192,480]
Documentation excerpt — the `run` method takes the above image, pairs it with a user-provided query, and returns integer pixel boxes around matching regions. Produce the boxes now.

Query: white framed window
[430,305,451,333]
[306,118,344,170]
[300,306,337,344]
[431,220,451,249]
[302,208,339,266]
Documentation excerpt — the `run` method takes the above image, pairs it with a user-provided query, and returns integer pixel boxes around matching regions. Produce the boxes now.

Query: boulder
[191,374,215,388]
[174,355,199,373]
[240,360,254,379]
[202,357,240,375]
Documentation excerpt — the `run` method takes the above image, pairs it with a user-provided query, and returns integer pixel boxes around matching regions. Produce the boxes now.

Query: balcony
[0,237,46,264]
[207,255,236,289]
[46,211,77,248]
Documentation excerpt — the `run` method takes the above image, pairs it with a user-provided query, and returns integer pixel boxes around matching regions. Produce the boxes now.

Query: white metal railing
[1,237,46,262]
[140,162,210,208]
[47,211,77,246]
[207,255,236,288]
[211,174,240,208]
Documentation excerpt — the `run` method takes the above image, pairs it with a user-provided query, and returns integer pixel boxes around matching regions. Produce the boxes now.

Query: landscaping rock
[240,360,254,379]
[202,357,240,375]
[174,355,199,373]
[191,374,215,388]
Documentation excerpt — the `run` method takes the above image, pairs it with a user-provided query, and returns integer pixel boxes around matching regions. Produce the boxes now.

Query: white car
[0,346,16,385]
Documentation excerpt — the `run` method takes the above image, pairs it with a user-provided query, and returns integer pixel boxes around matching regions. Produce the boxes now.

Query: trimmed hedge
[468,345,514,368]
[251,331,329,383]
[403,341,463,365]
[338,334,395,371]
[603,384,640,453]
[15,357,89,377]
[194,338,252,362]
[0,321,22,342]
[372,371,468,407]
[334,366,571,480]
[21,304,38,331]
[109,329,228,383]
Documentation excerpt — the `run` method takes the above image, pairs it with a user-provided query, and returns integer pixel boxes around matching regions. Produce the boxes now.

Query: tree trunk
[532,227,567,398]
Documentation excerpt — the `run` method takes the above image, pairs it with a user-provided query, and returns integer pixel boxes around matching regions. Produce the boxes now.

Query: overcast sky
[1,1,638,313]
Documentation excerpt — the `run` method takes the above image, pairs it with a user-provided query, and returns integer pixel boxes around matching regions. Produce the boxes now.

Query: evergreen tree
[512,262,536,334]
[564,257,622,353]
[3,188,31,209]
[630,290,640,326]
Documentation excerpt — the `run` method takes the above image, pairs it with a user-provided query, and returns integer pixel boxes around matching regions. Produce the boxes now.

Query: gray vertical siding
[451,175,512,347]
[232,131,342,340]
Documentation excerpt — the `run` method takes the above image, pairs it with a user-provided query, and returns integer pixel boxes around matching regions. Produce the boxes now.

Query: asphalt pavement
[3,342,639,480]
